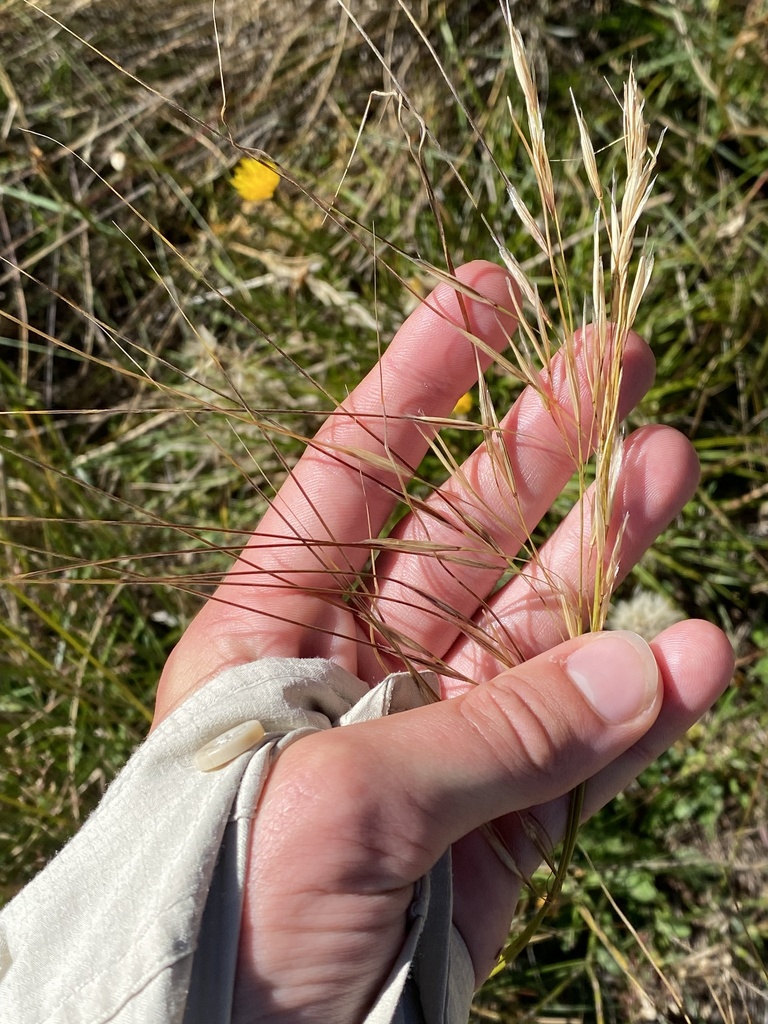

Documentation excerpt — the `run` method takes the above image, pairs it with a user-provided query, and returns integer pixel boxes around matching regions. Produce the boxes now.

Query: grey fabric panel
[182,818,242,1024]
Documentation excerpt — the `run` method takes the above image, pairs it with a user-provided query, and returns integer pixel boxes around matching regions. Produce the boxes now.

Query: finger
[256,630,663,991]
[443,424,700,690]
[278,630,662,885]
[451,619,733,976]
[356,328,656,680]
[222,261,518,598]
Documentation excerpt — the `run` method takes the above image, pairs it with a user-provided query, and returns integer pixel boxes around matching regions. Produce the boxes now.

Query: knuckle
[458,676,569,786]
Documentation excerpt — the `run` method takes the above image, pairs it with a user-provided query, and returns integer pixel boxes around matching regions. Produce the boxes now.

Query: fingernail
[564,631,659,724]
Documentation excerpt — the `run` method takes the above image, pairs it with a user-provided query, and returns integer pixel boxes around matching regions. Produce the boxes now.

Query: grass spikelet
[572,91,604,204]
[504,7,555,217]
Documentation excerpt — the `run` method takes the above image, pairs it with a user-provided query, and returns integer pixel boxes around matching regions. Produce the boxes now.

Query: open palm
[154,261,733,1024]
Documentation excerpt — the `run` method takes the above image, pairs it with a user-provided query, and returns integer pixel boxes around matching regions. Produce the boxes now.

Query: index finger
[217,261,519,605]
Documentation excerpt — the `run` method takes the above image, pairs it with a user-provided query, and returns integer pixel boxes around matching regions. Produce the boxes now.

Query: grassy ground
[1,0,767,1019]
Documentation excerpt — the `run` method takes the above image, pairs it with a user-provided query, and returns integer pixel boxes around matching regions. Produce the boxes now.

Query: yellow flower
[232,158,280,202]
[452,392,473,416]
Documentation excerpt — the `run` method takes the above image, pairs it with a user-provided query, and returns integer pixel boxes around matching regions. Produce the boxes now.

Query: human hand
[154,261,734,1023]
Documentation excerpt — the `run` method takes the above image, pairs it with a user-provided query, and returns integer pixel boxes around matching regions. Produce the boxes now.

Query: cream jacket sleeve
[0,658,475,1024]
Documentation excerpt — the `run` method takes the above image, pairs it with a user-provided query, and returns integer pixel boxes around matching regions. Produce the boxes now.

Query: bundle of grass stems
[4,0,762,1019]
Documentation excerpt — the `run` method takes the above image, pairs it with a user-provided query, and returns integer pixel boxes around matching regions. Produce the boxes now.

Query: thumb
[233,630,663,1015]
[321,630,662,871]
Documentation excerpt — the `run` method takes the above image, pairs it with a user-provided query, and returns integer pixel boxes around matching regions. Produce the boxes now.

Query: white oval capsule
[193,719,265,772]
